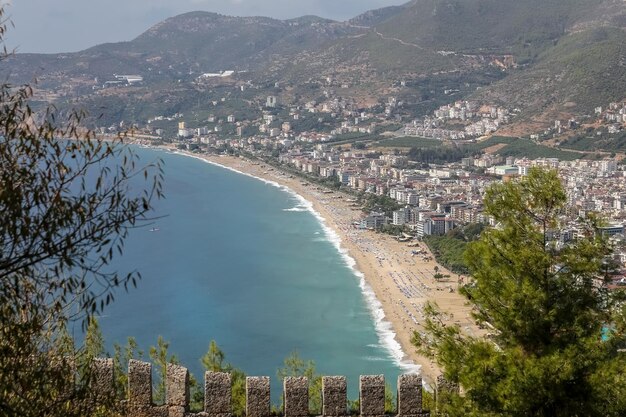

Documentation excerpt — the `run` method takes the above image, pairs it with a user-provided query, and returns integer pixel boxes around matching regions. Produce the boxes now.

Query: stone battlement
[94,359,430,417]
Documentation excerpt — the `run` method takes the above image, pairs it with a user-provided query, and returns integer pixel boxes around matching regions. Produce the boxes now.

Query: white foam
[362,356,390,362]
[285,192,420,374]
[283,206,309,212]
[173,152,421,374]
[276,183,420,373]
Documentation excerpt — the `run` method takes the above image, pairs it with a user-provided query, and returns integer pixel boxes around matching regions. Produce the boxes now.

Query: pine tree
[277,350,323,414]
[413,168,626,417]
[200,341,247,416]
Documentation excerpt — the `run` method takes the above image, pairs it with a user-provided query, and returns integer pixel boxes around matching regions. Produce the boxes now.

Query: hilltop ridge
[3,0,625,136]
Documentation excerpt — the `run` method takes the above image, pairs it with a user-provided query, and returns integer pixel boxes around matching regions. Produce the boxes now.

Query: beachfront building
[416,214,456,238]
[337,169,355,186]
[360,212,386,230]
[319,166,337,178]
[392,207,411,226]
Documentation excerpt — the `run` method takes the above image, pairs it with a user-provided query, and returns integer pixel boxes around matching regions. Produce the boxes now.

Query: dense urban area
[103,82,626,288]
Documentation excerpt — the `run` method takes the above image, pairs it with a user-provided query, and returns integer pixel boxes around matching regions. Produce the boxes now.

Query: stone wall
[95,359,430,417]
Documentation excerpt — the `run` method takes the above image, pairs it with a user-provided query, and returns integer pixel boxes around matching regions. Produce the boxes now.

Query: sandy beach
[169,149,480,384]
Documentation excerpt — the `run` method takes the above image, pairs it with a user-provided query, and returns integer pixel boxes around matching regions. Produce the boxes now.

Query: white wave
[171,151,420,374]
[359,277,422,374]
[283,206,308,212]
[283,185,421,375]
[362,356,389,362]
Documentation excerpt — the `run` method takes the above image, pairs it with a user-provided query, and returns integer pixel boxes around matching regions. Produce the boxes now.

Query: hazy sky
[4,0,407,54]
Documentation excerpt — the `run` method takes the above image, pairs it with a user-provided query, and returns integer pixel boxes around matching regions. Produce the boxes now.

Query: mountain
[354,0,626,122]
[278,0,626,124]
[348,5,408,27]
[292,0,624,77]
[4,12,361,86]
[3,0,625,132]
[376,0,612,56]
[474,26,626,122]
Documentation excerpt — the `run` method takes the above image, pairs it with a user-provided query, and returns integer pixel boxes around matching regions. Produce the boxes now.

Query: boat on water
[149,227,160,232]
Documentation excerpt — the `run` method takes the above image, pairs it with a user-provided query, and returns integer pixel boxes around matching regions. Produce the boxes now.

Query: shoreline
[184,152,419,373]
[159,147,480,385]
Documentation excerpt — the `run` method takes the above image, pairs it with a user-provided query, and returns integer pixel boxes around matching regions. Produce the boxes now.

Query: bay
[96,147,405,399]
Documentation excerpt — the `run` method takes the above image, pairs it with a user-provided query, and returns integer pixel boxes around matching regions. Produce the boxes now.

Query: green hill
[377,0,611,55]
[3,0,625,137]
[271,0,625,114]
[473,26,626,116]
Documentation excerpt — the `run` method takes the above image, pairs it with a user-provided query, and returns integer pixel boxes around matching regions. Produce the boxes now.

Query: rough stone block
[205,371,232,416]
[322,376,347,416]
[141,405,168,417]
[168,405,186,417]
[92,358,115,398]
[129,359,153,406]
[50,357,75,399]
[246,376,270,417]
[397,374,422,416]
[284,376,308,417]
[360,375,385,417]
[166,364,189,408]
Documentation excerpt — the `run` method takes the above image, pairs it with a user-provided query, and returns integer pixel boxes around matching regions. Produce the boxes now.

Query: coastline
[162,148,480,385]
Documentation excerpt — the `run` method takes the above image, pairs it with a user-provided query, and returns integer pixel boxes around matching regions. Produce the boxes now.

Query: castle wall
[92,359,432,417]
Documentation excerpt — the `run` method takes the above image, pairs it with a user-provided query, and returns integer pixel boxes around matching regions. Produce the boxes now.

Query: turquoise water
[96,148,406,399]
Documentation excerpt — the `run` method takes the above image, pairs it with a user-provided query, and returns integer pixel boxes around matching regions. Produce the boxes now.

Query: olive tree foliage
[413,168,626,417]
[0,9,163,416]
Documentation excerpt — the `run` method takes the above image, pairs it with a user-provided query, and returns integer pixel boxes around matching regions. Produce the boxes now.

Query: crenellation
[52,356,76,399]
[246,376,271,417]
[166,364,189,408]
[129,359,154,407]
[322,376,347,416]
[91,358,115,399]
[128,360,169,417]
[284,376,308,417]
[205,371,232,417]
[359,375,385,417]
[397,375,428,417]
[90,360,429,417]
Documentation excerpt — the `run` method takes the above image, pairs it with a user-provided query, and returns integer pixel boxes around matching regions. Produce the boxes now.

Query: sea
[94,147,415,400]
